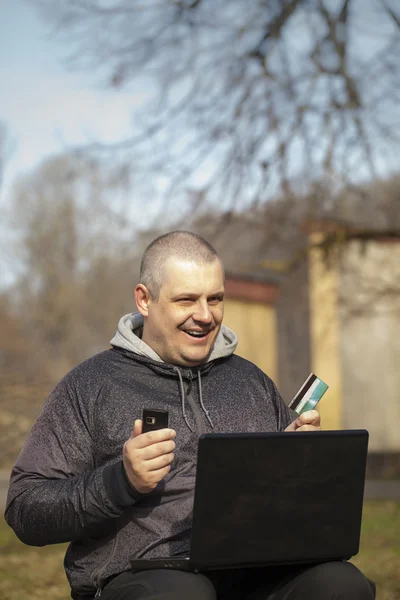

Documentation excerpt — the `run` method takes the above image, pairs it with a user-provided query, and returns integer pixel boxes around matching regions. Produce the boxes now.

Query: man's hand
[284,410,321,432]
[123,420,176,493]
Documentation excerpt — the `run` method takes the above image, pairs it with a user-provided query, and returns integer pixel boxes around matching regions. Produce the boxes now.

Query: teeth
[186,331,206,337]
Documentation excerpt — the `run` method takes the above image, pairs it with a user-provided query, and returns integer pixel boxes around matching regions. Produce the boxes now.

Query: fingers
[123,445,175,493]
[132,419,143,438]
[144,451,175,472]
[132,427,176,448]
[134,465,172,489]
[293,424,321,432]
[123,426,177,493]
[139,439,176,459]
[125,436,176,464]
[295,410,320,427]
[285,410,321,432]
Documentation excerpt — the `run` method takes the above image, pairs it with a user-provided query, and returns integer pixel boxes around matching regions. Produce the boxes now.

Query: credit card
[288,373,329,415]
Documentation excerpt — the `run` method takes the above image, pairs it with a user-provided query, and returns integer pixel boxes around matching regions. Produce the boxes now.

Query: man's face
[139,257,225,367]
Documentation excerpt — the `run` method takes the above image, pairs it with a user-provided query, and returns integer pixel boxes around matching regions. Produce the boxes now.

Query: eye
[208,295,224,305]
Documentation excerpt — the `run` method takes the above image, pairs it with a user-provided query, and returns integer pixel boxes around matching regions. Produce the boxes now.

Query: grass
[0,514,69,600]
[351,501,400,600]
[1,501,399,599]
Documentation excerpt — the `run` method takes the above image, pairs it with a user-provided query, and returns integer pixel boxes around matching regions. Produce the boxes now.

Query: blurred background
[0,1,399,598]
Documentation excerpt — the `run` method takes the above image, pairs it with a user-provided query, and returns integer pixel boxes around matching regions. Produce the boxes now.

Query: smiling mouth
[182,330,211,339]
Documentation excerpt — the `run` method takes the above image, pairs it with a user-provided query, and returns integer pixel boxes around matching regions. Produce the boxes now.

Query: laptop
[130,429,369,573]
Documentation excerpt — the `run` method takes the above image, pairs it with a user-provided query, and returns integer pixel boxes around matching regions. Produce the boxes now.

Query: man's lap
[100,561,376,600]
[244,562,376,600]
[100,569,216,600]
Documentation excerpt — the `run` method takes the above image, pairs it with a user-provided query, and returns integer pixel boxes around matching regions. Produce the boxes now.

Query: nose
[193,301,212,324]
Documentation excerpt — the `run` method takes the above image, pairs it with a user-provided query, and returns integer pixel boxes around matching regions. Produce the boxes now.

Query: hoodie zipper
[91,524,119,597]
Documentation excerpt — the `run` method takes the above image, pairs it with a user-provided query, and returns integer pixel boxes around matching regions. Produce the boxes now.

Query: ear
[134,284,152,317]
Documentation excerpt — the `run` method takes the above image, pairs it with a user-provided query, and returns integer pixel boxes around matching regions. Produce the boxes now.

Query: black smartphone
[142,408,169,433]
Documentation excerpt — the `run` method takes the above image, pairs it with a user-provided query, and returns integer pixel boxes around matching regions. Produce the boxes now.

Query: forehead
[161,257,224,296]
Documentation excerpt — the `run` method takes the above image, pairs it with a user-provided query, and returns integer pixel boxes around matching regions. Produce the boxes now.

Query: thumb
[132,419,143,438]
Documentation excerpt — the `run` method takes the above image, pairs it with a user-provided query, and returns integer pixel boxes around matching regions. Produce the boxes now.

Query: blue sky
[0,1,157,285]
[0,1,145,189]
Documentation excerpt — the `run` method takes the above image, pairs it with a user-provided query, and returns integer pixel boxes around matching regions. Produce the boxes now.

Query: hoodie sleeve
[4,372,141,546]
[274,382,297,431]
[261,374,296,431]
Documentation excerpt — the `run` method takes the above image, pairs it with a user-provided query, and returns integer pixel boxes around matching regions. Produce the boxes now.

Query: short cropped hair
[140,230,222,299]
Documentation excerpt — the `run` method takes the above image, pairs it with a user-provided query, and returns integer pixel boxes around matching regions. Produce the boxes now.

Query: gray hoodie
[5,313,292,598]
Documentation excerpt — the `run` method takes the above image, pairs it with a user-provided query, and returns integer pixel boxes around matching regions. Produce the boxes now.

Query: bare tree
[9,153,141,375]
[0,152,147,465]
[29,0,400,219]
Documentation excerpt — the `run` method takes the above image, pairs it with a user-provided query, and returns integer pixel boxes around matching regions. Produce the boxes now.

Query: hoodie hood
[110,312,238,363]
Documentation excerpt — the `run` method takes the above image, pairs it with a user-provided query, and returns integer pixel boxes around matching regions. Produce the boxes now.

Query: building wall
[308,234,343,430]
[223,299,278,383]
[309,234,400,452]
[339,240,400,452]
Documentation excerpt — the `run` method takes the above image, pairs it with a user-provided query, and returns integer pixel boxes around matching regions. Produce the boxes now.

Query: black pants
[100,562,376,599]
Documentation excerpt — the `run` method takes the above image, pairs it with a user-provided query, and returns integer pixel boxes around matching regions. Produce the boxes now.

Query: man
[5,231,374,600]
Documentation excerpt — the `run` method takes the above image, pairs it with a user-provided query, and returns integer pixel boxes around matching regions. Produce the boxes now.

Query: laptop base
[131,558,193,572]
[130,555,351,573]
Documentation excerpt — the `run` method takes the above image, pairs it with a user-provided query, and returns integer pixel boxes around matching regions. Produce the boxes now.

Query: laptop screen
[190,430,368,569]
